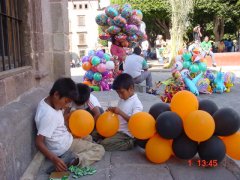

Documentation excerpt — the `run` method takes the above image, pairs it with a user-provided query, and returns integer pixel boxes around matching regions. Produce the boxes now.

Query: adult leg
[69,138,105,167]
[100,132,135,151]
[134,71,153,91]
[209,51,217,66]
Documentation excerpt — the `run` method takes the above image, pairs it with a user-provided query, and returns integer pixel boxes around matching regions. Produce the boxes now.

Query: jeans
[133,71,153,91]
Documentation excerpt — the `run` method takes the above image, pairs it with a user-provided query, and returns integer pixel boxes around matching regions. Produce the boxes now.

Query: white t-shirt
[117,94,143,137]
[123,54,145,78]
[71,94,101,111]
[35,98,73,156]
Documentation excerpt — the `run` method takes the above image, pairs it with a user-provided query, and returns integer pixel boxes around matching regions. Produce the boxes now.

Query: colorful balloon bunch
[96,4,147,48]
[81,50,115,91]
[165,51,236,96]
[133,91,240,165]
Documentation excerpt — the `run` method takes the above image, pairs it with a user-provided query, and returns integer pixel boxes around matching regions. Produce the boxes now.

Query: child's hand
[52,156,67,172]
[107,107,121,115]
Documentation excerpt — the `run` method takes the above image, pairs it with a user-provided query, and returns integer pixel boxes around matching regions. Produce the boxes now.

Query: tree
[168,0,194,67]
[192,0,240,41]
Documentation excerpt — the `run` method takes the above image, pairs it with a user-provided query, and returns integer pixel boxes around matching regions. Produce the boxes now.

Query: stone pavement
[36,67,240,180]
[60,68,240,180]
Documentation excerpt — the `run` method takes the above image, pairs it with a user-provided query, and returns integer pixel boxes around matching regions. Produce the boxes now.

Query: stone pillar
[50,0,70,80]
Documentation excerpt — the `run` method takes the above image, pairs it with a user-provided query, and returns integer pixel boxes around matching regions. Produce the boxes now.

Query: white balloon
[174,61,183,71]
[106,61,115,70]
[140,21,146,34]
[181,69,190,78]
[175,55,182,62]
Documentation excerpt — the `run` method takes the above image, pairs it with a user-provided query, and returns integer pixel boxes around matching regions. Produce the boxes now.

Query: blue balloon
[85,70,94,80]
[88,50,95,56]
[184,72,203,96]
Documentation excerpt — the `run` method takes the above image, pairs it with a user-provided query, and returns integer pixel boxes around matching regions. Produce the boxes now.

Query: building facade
[0,0,70,179]
[68,0,110,59]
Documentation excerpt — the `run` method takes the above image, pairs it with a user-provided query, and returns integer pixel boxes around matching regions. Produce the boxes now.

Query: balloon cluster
[81,50,115,91]
[159,51,236,100]
[131,90,240,165]
[96,4,147,48]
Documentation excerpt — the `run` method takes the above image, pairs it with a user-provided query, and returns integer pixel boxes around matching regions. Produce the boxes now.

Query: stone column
[49,0,70,80]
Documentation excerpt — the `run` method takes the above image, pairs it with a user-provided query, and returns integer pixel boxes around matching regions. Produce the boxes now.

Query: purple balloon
[100,80,110,91]
[82,56,89,63]
[96,50,105,58]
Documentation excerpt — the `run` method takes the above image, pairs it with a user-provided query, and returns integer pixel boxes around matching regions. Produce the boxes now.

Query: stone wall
[0,0,70,179]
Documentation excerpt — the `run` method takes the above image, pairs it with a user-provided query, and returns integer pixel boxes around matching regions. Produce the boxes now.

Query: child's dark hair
[74,83,91,105]
[112,73,134,90]
[49,77,78,99]
[133,46,142,55]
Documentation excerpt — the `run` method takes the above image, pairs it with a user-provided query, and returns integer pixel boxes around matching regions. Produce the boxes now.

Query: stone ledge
[20,152,45,180]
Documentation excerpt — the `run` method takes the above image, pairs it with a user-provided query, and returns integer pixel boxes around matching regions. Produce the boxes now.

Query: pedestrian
[123,47,153,93]
[155,35,166,64]
[193,24,202,41]
[200,36,217,67]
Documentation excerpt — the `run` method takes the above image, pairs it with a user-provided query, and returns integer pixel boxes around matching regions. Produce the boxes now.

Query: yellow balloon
[170,90,199,121]
[145,134,172,163]
[69,110,95,138]
[96,111,119,137]
[184,110,215,142]
[128,112,156,140]
[222,132,240,160]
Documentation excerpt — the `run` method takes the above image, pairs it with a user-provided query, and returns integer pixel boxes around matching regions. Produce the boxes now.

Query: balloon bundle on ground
[159,51,236,102]
[96,4,147,48]
[131,90,240,166]
[81,50,115,91]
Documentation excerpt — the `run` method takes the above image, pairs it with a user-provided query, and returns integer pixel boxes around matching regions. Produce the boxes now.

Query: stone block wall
[0,0,70,179]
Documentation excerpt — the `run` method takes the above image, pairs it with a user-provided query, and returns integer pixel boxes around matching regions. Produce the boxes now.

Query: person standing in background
[193,24,202,42]
[155,35,166,64]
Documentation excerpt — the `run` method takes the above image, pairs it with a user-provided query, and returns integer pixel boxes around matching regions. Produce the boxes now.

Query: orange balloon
[69,110,95,138]
[82,62,92,71]
[222,132,240,160]
[145,134,172,163]
[128,112,156,140]
[82,81,92,86]
[201,58,208,64]
[96,111,119,137]
[170,90,199,121]
[178,49,184,55]
[184,110,215,142]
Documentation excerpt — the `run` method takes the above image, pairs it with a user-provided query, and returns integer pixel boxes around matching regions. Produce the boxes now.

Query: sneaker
[212,63,217,67]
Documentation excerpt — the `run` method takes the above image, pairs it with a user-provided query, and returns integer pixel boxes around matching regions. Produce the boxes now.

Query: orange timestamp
[188,159,218,167]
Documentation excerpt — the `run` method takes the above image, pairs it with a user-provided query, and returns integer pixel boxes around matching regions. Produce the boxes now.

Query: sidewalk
[56,68,240,180]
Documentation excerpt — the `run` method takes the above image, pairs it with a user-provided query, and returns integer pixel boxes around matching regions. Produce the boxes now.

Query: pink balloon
[97,63,107,73]
[100,80,110,91]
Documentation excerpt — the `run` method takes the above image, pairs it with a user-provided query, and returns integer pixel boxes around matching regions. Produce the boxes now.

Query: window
[79,50,85,57]
[78,32,87,45]
[77,15,85,26]
[0,0,22,72]
[79,4,82,9]
[73,4,76,9]
[85,4,88,9]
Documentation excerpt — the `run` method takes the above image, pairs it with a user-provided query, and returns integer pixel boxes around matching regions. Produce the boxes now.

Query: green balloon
[90,85,100,91]
[198,62,207,72]
[189,64,200,73]
[182,53,192,61]
[183,61,192,69]
[103,53,111,61]
[93,72,102,81]
[91,56,101,66]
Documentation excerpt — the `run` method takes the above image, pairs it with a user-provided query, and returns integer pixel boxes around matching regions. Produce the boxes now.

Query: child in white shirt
[98,73,143,151]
